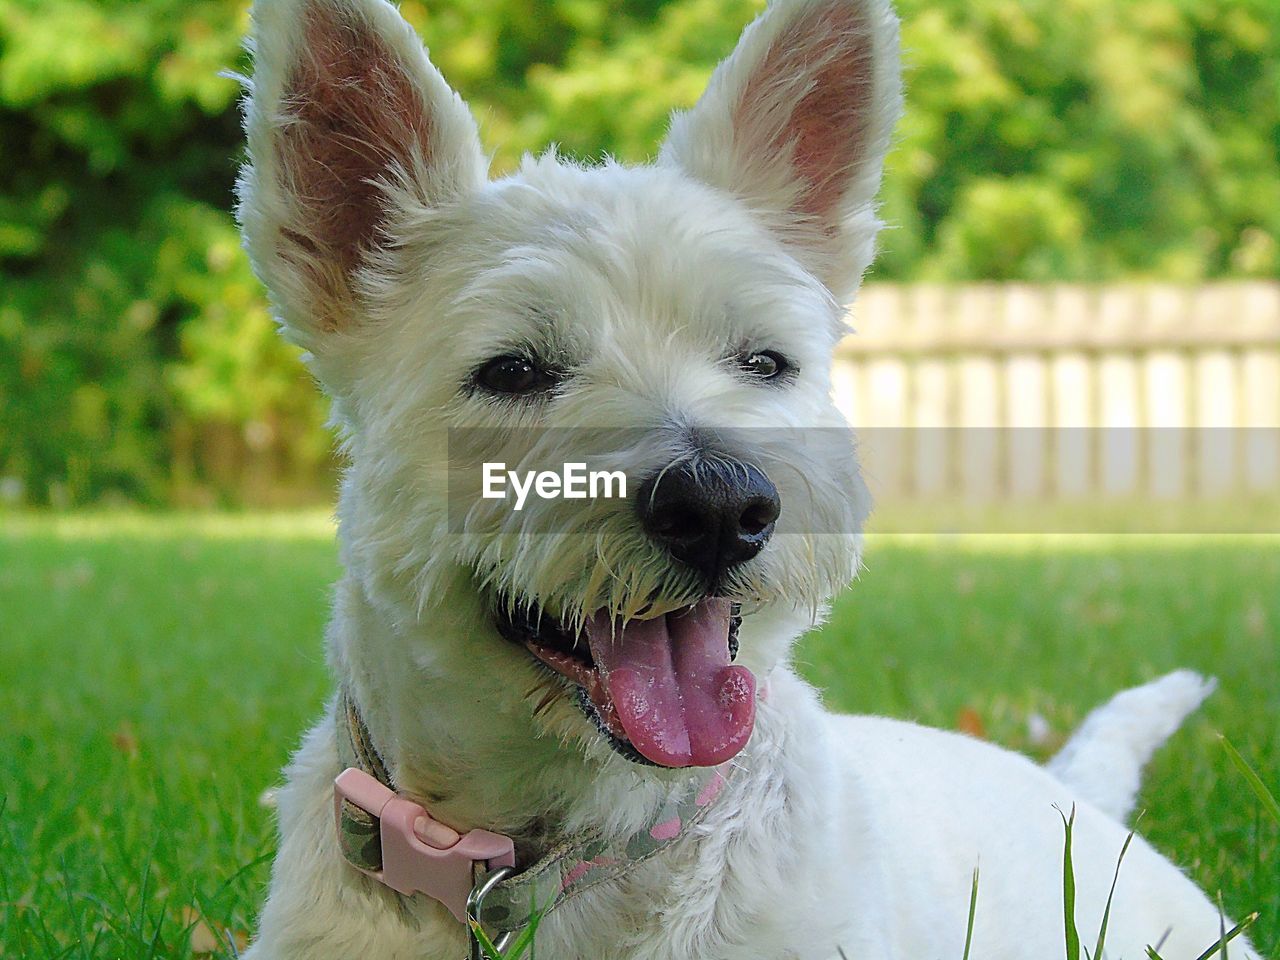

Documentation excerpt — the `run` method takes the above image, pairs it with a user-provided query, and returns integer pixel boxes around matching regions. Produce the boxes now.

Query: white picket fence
[833,282,1280,500]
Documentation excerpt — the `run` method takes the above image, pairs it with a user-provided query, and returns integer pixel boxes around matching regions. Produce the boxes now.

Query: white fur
[235,0,1257,956]
[1048,670,1219,823]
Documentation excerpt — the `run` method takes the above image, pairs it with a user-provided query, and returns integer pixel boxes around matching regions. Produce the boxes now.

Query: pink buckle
[334,768,516,923]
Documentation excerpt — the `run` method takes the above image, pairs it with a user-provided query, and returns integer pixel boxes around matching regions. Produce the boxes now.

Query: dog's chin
[494,597,754,769]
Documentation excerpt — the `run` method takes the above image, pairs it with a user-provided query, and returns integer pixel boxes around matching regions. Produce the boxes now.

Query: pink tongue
[583,598,756,768]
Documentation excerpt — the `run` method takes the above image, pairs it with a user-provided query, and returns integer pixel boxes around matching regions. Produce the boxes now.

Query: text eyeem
[482,462,628,511]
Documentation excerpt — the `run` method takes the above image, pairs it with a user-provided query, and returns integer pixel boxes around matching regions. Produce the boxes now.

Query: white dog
[235,0,1258,956]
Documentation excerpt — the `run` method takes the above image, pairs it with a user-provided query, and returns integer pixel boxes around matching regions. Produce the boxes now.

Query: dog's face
[239,0,900,769]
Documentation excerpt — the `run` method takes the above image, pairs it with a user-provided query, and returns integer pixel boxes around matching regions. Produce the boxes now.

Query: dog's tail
[1047,670,1217,823]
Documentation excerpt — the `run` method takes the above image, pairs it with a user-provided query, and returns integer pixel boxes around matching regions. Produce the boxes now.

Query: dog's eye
[737,350,790,381]
[474,355,557,396]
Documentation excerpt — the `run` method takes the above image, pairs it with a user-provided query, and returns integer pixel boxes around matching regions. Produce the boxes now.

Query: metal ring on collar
[466,865,516,960]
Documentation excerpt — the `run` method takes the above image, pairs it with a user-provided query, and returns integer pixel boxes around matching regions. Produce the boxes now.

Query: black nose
[636,457,780,584]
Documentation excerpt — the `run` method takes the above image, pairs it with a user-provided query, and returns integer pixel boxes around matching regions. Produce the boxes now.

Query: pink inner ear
[276,3,432,310]
[737,1,875,224]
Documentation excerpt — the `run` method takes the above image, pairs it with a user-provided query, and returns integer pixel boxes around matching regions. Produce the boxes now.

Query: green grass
[1,513,1277,958]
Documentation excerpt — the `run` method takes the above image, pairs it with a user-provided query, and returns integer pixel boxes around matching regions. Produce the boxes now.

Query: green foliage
[1,0,1278,504]
[1223,737,1280,827]
[0,0,325,506]
[880,0,1280,283]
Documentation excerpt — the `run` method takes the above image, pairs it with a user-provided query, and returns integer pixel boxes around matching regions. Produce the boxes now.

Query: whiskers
[529,677,565,719]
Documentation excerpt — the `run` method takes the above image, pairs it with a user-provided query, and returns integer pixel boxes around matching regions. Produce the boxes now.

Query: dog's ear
[236,0,486,357]
[660,0,900,302]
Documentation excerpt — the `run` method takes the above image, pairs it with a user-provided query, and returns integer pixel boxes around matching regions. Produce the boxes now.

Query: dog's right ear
[660,0,900,304]
[236,0,486,360]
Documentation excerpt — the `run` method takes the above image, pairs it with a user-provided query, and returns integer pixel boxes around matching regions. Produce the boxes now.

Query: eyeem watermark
[483,462,628,511]
[450,426,1280,532]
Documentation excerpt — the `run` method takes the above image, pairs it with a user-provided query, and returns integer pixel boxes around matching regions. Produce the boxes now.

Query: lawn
[1,513,1277,959]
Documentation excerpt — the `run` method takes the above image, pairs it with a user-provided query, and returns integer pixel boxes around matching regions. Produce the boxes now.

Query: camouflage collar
[333,687,735,938]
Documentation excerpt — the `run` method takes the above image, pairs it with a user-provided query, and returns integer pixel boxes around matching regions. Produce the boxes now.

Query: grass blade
[504,909,541,958]
[1188,912,1258,960]
[469,896,546,960]
[961,865,980,960]
[1058,805,1082,960]
[1093,828,1136,960]
[1144,912,1258,960]
[1221,738,1280,826]
[469,920,505,959]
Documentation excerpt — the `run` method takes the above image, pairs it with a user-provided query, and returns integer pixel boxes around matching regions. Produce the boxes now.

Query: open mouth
[496,598,755,768]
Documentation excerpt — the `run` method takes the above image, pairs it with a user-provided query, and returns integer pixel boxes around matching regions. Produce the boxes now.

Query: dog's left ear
[660,0,901,302]
[236,0,487,367]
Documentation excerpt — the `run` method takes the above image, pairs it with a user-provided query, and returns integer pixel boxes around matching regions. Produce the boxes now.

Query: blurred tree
[0,0,324,505]
[0,0,1277,504]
